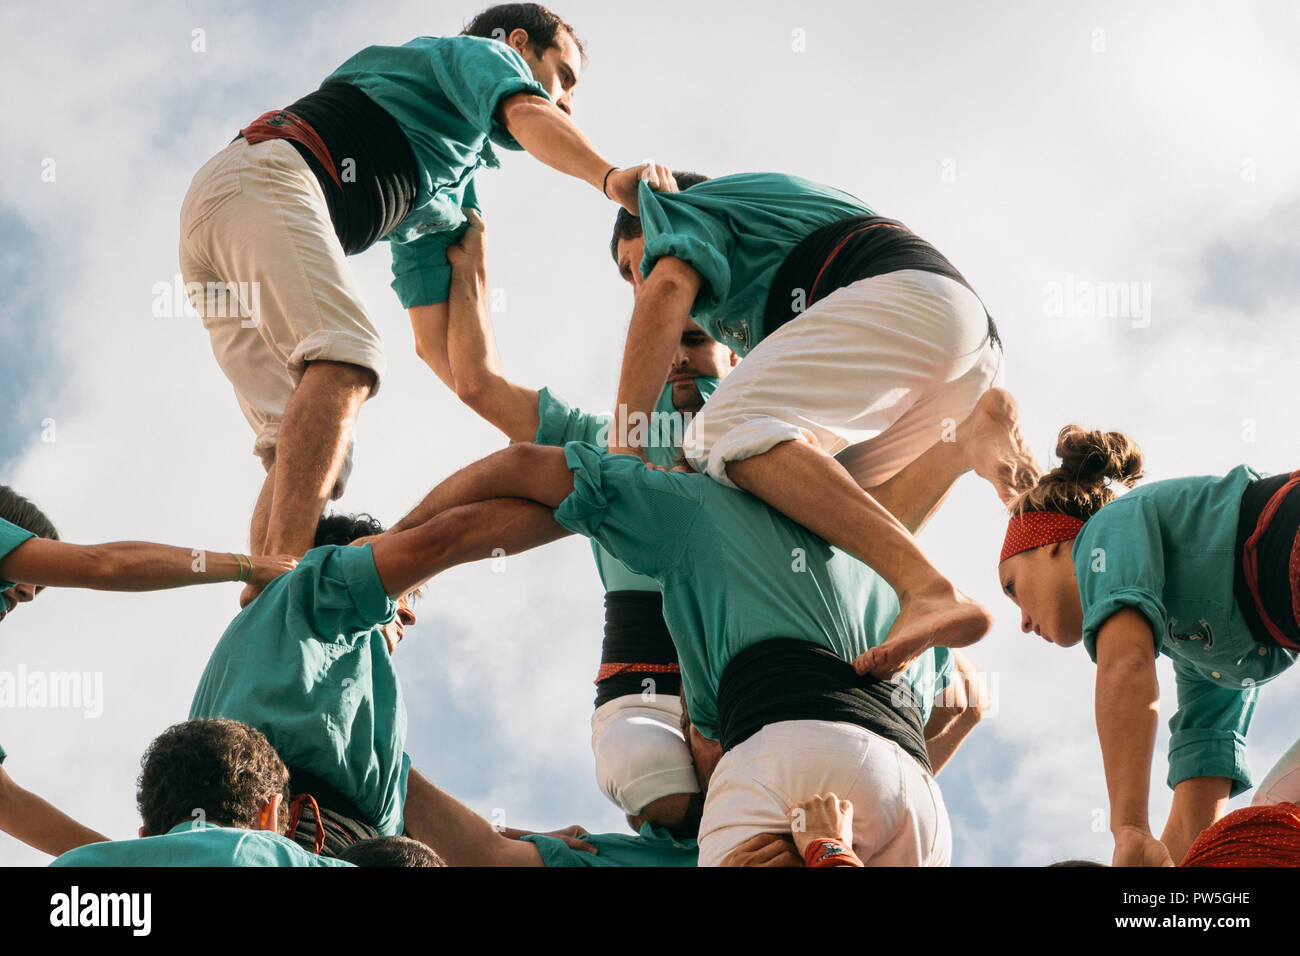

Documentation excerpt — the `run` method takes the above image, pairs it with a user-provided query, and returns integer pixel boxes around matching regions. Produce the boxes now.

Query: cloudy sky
[1,0,1297,866]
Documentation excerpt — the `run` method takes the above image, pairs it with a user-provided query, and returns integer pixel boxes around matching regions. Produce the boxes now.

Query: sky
[1,0,1298,866]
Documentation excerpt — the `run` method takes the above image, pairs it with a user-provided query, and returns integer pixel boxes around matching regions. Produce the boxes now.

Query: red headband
[999,511,1085,564]
[1181,803,1300,867]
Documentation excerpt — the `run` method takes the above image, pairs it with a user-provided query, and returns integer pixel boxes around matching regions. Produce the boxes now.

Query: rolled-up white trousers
[684,270,1002,490]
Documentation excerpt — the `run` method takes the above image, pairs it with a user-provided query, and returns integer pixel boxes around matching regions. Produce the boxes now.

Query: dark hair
[137,719,290,836]
[609,171,711,266]
[463,3,585,64]
[0,486,59,540]
[314,512,385,548]
[1046,859,1108,867]
[336,836,445,867]
[1009,425,1144,522]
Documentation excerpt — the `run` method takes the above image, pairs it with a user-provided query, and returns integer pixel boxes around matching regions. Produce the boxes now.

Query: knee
[302,359,377,394]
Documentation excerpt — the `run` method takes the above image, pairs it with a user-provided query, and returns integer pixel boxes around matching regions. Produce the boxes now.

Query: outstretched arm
[497,93,673,215]
[609,257,702,458]
[1094,608,1174,867]
[402,768,545,867]
[1161,777,1231,864]
[371,444,578,597]
[0,764,108,858]
[0,539,294,593]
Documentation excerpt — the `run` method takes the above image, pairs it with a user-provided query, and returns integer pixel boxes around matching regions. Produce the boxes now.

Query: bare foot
[955,388,1042,505]
[853,587,993,679]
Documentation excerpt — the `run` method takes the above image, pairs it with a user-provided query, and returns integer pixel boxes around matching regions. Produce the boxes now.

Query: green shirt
[636,173,875,355]
[50,820,354,868]
[189,544,410,835]
[523,822,697,867]
[535,379,721,593]
[1073,465,1296,795]
[0,515,35,593]
[552,443,951,739]
[325,36,551,308]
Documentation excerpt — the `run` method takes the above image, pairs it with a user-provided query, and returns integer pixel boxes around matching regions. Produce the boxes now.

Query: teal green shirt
[535,379,721,593]
[636,173,875,355]
[325,36,551,308]
[50,820,354,868]
[523,822,697,867]
[189,544,409,835]
[552,443,950,739]
[1073,465,1296,795]
[0,515,35,593]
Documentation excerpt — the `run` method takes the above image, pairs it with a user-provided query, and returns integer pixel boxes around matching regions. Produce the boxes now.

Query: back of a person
[1075,463,1295,684]
[51,822,353,868]
[189,544,407,837]
[657,468,944,733]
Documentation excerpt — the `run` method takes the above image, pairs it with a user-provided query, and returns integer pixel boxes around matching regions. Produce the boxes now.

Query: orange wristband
[804,838,864,868]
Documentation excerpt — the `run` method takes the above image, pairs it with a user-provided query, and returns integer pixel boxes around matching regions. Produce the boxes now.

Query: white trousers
[684,270,1002,490]
[179,138,386,496]
[591,693,700,815]
[1254,738,1300,806]
[697,719,951,867]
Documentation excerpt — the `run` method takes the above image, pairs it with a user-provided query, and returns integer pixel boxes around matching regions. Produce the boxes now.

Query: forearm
[389,444,573,535]
[408,303,456,389]
[1161,777,1232,863]
[402,768,541,867]
[611,263,701,456]
[0,540,245,591]
[0,768,108,857]
[925,709,981,775]
[1095,633,1161,835]
[501,95,613,191]
[447,259,540,443]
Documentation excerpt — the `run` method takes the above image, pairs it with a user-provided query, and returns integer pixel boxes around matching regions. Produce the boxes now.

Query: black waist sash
[279,81,419,254]
[1234,471,1300,648]
[594,590,682,708]
[762,214,1000,349]
[287,765,373,829]
[715,638,932,773]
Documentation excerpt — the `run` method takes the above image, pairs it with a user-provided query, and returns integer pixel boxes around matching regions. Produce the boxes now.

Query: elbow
[453,375,490,411]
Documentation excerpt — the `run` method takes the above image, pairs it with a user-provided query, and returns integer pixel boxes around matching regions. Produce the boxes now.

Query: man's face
[616,235,647,293]
[0,582,37,625]
[669,319,738,413]
[512,29,581,115]
[379,595,418,655]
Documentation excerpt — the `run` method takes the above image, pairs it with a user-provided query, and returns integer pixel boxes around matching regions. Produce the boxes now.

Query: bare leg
[249,462,276,556]
[727,388,1038,678]
[263,359,374,557]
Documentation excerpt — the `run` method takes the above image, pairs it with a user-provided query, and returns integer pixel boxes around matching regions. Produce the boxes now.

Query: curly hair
[136,719,290,836]
[314,512,385,548]
[1008,425,1145,521]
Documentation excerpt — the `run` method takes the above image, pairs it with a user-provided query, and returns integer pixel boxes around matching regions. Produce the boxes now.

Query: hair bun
[1054,425,1144,489]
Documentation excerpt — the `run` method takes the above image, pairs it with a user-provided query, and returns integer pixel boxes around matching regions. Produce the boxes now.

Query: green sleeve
[521,833,600,867]
[1074,497,1169,663]
[1166,657,1256,796]
[535,387,613,447]
[390,225,467,308]
[553,442,702,579]
[636,179,736,313]
[304,544,398,638]
[0,516,35,590]
[425,36,550,143]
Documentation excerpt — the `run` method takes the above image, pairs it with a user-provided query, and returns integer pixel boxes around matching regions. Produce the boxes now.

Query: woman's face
[0,582,38,624]
[998,543,1084,648]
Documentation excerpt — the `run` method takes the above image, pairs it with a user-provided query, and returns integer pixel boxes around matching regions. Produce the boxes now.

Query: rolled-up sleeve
[636,180,735,312]
[390,228,465,308]
[552,442,702,579]
[1075,498,1169,663]
[1167,657,1256,796]
[426,36,550,143]
[534,387,612,447]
